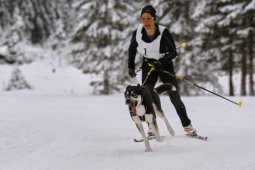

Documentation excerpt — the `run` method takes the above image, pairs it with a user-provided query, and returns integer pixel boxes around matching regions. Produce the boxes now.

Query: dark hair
[141,5,156,18]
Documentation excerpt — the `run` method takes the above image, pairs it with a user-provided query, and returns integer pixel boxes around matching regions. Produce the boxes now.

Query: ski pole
[176,42,187,49]
[175,42,187,63]
[160,70,242,107]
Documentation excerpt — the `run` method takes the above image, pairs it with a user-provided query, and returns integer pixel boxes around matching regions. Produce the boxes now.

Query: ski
[134,134,208,142]
[134,136,164,142]
[186,134,208,141]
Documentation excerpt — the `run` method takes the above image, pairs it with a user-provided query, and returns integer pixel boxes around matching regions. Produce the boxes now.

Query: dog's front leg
[146,114,163,143]
[135,123,152,152]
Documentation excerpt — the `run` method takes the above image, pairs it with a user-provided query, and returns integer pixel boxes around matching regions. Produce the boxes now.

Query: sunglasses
[141,17,154,21]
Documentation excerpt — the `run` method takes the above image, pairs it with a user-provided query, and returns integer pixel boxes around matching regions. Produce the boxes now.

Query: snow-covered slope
[0,62,254,170]
[0,61,93,94]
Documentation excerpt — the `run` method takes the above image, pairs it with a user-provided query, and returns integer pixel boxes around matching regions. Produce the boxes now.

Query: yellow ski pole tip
[237,101,242,107]
[181,42,187,48]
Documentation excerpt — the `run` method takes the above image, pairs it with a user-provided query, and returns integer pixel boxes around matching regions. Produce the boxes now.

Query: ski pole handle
[176,42,187,49]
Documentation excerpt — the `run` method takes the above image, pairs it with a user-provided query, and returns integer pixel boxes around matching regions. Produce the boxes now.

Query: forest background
[0,0,254,96]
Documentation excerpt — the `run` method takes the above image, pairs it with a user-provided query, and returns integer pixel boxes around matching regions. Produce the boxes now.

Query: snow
[0,45,9,56]
[1,62,255,170]
[0,61,93,95]
[245,0,255,11]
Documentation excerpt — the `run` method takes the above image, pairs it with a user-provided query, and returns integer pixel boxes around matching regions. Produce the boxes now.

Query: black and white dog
[124,83,175,152]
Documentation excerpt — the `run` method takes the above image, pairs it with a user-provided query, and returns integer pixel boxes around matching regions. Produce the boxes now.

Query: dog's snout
[125,98,130,105]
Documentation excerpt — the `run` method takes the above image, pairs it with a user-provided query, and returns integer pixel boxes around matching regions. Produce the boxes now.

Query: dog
[124,83,175,152]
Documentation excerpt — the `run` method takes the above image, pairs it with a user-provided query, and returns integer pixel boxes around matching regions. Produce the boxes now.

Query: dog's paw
[156,137,163,142]
[145,147,153,152]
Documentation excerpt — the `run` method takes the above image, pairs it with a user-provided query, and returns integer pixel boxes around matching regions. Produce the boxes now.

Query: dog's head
[124,84,142,108]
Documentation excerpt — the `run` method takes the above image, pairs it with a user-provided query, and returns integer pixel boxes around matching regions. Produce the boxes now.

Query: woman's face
[140,13,155,30]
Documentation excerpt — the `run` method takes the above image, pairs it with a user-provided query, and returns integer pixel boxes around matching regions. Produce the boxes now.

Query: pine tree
[150,0,221,95]
[194,0,241,96]
[195,0,255,96]
[240,0,255,96]
[0,0,74,64]
[5,67,32,91]
[71,0,139,94]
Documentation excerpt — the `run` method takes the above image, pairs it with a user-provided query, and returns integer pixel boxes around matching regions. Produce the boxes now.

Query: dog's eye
[131,91,138,98]
[124,91,130,98]
[132,94,138,98]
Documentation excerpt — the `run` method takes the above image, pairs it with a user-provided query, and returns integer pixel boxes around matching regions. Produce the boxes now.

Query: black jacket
[128,24,177,69]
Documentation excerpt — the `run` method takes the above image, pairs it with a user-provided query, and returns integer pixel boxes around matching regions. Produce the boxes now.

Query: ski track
[0,93,255,170]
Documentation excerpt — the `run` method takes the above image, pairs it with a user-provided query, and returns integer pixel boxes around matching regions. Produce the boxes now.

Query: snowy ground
[1,62,255,170]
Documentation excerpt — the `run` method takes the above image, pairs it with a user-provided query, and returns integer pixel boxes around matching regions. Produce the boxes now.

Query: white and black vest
[136,24,166,60]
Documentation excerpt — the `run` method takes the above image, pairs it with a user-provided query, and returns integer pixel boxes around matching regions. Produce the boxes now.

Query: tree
[71,0,139,94]
[5,67,32,91]
[244,0,255,96]
[151,0,221,95]
[194,0,255,96]
[0,0,74,64]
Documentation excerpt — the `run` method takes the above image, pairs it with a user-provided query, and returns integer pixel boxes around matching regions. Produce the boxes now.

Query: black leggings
[141,59,191,127]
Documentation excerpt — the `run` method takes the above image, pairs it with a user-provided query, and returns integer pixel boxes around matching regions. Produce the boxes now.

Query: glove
[153,61,161,71]
[159,53,175,63]
[128,68,136,77]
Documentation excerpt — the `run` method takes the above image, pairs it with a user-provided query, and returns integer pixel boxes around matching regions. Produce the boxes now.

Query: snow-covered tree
[1,0,253,96]
[144,0,220,95]
[71,0,140,94]
[0,0,74,64]
[5,67,32,91]
[194,0,255,96]
[235,0,255,96]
